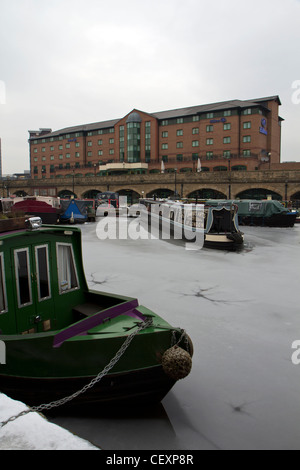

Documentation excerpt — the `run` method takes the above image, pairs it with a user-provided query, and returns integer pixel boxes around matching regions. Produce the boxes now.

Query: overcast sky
[0,0,299,174]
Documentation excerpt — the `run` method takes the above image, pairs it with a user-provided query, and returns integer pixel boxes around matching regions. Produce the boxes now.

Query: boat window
[0,253,7,314]
[35,245,51,301]
[14,248,32,307]
[56,243,79,294]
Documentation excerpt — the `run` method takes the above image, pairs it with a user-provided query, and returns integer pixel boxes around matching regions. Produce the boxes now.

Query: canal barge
[0,218,192,409]
[139,199,244,250]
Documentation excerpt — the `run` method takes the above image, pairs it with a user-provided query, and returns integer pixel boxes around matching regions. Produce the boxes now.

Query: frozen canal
[49,219,300,450]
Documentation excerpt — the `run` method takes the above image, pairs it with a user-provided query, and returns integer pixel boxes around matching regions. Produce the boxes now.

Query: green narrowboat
[0,218,192,410]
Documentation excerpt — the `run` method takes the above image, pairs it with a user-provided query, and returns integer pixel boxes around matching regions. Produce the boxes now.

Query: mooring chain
[0,318,153,429]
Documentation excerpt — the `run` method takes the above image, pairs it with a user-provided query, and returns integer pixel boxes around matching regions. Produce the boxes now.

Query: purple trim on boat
[53,299,146,348]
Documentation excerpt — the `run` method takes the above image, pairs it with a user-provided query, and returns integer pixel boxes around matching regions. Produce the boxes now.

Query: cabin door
[12,243,55,334]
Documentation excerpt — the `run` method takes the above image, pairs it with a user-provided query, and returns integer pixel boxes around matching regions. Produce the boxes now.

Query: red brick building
[29,96,283,179]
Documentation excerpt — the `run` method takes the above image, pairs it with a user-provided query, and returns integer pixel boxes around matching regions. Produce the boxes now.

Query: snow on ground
[0,393,98,450]
[68,218,300,450]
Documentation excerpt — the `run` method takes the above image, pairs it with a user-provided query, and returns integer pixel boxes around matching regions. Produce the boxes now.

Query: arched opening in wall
[82,189,100,199]
[291,191,300,208]
[58,189,77,199]
[146,188,174,199]
[213,166,228,172]
[236,188,282,201]
[14,190,28,197]
[232,165,247,171]
[187,188,227,200]
[117,189,140,205]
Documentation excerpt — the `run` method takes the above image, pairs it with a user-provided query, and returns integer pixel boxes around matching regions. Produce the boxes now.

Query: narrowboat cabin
[0,218,192,409]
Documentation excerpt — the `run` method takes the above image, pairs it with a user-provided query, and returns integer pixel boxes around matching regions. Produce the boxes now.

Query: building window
[87,151,92,157]
[192,115,200,122]
[207,113,214,119]
[75,152,80,157]
[192,141,199,147]
[206,125,213,132]
[162,131,168,138]
[50,146,54,151]
[192,153,199,161]
[224,110,232,117]
[161,120,168,126]
[243,150,251,156]
[59,145,63,150]
[75,142,80,147]
[145,121,151,159]
[59,155,63,160]
[243,136,251,143]
[176,142,183,148]
[109,149,114,155]
[34,148,37,153]
[42,147,45,152]
[223,151,231,158]
[34,157,38,162]
[162,143,168,150]
[87,141,92,147]
[223,123,231,130]
[66,143,70,149]
[127,121,141,163]
[242,108,252,115]
[192,127,199,134]
[223,137,231,144]
[206,138,213,145]
[98,139,103,145]
[206,152,213,159]
[66,153,70,158]
[162,155,168,162]
[176,118,183,124]
[177,129,183,136]
[14,248,32,307]
[98,150,103,156]
[109,138,114,144]
[243,122,251,129]
[56,243,79,294]
[176,154,183,161]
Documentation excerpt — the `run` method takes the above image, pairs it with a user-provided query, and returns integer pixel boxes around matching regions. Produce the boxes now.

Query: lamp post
[174,168,177,198]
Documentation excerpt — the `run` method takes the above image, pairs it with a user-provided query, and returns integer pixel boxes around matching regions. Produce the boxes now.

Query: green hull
[0,223,192,409]
[0,305,189,408]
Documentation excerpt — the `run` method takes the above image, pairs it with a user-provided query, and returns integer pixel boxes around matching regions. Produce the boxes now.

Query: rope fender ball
[161,345,192,381]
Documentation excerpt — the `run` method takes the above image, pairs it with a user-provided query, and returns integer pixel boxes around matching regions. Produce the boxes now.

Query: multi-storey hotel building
[29,96,282,179]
